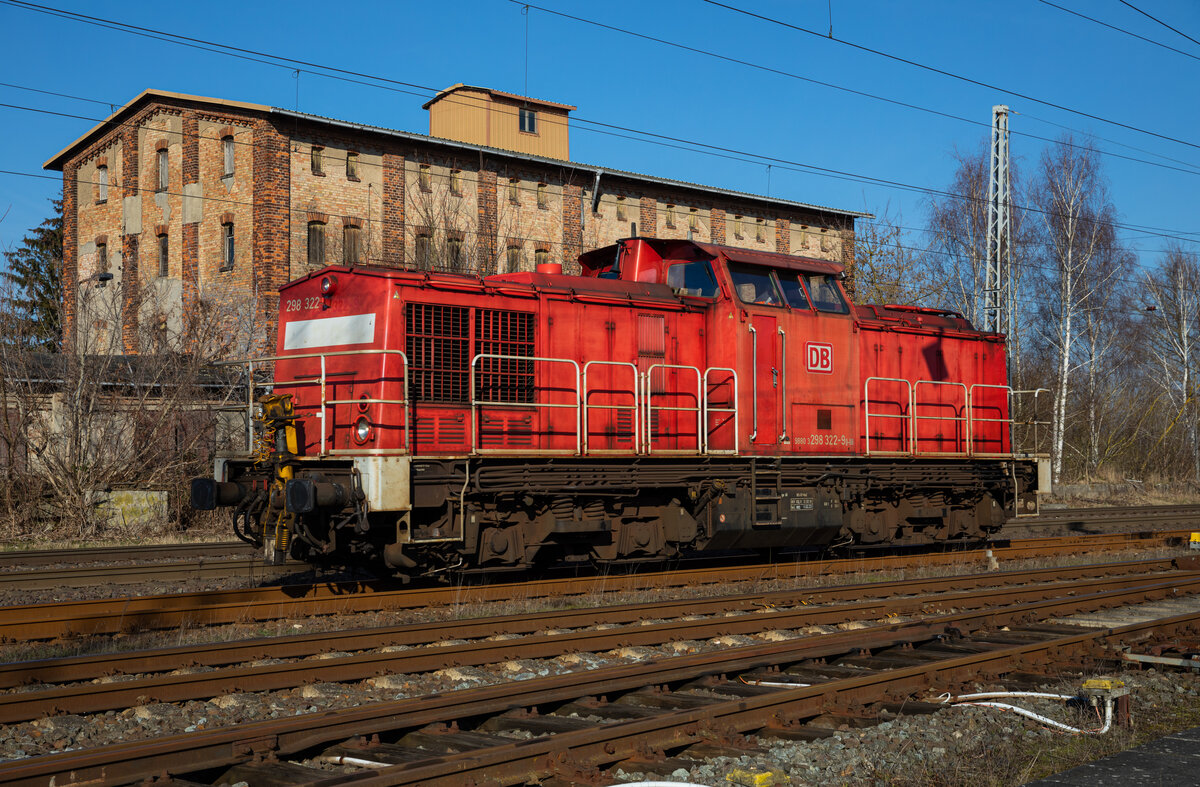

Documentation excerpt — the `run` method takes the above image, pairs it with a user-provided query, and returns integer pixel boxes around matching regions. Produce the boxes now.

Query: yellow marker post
[1191,532,1200,551]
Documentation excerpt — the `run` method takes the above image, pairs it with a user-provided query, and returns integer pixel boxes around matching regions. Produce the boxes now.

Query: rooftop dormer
[423,84,575,160]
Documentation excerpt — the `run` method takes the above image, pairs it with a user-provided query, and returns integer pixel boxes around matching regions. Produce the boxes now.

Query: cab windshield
[729,263,783,306]
[666,260,719,297]
[805,274,849,314]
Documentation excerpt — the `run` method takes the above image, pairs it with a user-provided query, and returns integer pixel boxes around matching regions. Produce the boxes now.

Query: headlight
[321,274,338,295]
[354,416,372,443]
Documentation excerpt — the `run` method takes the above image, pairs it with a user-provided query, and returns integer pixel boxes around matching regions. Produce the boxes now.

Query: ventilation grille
[475,309,535,404]
[406,303,469,402]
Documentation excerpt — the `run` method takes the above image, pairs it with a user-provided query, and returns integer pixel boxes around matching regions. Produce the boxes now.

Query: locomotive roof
[286,263,693,308]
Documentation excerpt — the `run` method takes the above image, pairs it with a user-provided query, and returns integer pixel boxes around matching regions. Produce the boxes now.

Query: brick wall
[61,162,78,350]
[56,92,859,355]
[382,152,405,265]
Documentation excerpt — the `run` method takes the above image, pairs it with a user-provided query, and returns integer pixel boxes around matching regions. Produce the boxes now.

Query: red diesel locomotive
[192,237,1047,573]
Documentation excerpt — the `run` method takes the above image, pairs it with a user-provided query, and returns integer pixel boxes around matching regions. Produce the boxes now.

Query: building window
[307,221,325,266]
[311,145,324,176]
[96,242,108,272]
[537,183,548,209]
[96,165,108,203]
[615,196,626,222]
[157,233,168,277]
[665,204,676,229]
[519,107,537,134]
[508,178,520,204]
[157,149,168,192]
[449,169,462,196]
[535,248,549,267]
[415,231,431,268]
[733,215,744,240]
[346,151,359,180]
[222,222,235,270]
[344,225,362,264]
[418,164,432,192]
[222,136,235,177]
[447,235,464,268]
[689,208,698,232]
[756,218,765,243]
[506,243,521,272]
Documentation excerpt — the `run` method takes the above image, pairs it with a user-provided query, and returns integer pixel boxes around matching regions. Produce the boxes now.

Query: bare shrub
[0,278,248,543]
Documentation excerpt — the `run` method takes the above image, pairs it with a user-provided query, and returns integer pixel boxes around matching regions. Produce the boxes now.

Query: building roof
[44,89,270,171]
[421,83,576,112]
[44,89,870,220]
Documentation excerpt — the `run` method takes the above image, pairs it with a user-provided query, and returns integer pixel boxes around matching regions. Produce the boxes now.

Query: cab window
[805,273,849,314]
[666,260,718,298]
[729,263,783,307]
[776,271,812,310]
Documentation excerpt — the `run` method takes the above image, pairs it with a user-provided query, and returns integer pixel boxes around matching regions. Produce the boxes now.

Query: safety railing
[864,377,913,456]
[582,360,640,454]
[968,383,1014,458]
[703,367,739,455]
[470,354,581,455]
[1011,388,1052,456]
[912,380,969,457]
[641,364,704,455]
[218,349,409,457]
[867,380,1048,459]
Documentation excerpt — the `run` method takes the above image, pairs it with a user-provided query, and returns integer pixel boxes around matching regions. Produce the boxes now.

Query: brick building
[45,87,868,353]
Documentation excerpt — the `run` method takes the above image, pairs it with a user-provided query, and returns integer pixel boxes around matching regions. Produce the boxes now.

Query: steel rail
[0,541,254,568]
[354,610,1200,787]
[1,557,1177,690]
[0,559,295,590]
[0,530,1191,642]
[1,579,1196,787]
[2,568,1194,724]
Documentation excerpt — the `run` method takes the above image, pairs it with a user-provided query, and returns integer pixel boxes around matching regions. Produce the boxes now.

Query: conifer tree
[2,199,63,350]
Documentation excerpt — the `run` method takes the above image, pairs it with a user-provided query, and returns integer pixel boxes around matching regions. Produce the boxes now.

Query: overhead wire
[4,86,1200,250]
[699,0,1200,152]
[1117,0,1200,49]
[4,0,1200,189]
[1034,0,1200,63]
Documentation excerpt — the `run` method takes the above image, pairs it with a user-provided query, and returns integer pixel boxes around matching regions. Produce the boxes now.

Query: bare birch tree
[1142,245,1200,481]
[1027,135,1122,482]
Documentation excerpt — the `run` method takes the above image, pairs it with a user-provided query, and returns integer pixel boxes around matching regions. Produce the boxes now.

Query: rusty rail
[0,574,1198,786]
[0,530,1191,642]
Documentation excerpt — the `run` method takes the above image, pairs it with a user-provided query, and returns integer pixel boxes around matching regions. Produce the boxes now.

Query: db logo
[806,342,834,374]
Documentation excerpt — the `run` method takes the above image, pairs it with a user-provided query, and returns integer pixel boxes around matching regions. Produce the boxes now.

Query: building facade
[46,88,867,354]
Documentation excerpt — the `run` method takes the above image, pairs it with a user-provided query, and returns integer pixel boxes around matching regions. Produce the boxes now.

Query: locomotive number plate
[794,432,853,449]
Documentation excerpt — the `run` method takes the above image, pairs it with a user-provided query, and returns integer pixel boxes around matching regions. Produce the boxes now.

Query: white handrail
[703,367,739,455]
[218,349,410,456]
[968,383,1012,457]
[582,360,639,454]
[470,353,580,455]
[864,376,912,456]
[642,363,703,455]
[912,380,968,457]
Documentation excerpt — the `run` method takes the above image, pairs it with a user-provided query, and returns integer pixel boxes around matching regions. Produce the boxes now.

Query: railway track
[0,504,1192,592]
[0,557,294,590]
[0,559,1196,786]
[0,559,1191,723]
[0,541,254,568]
[0,529,1190,642]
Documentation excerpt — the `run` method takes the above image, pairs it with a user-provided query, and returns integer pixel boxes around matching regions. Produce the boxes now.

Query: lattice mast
[983,105,1012,337]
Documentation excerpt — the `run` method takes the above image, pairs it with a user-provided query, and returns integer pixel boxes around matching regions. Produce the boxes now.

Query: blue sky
[1,0,1197,270]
